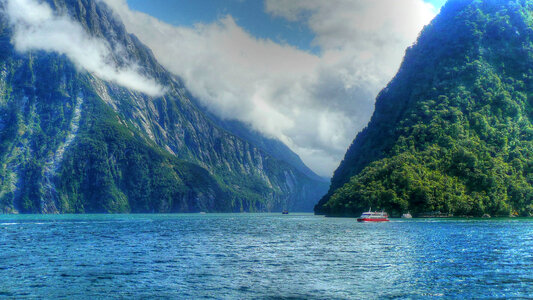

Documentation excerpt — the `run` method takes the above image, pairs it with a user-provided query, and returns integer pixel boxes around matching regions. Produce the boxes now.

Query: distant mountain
[207,114,326,183]
[316,0,533,217]
[0,0,328,213]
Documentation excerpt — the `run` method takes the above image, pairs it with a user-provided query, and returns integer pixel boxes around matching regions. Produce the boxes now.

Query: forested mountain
[316,0,533,217]
[0,0,327,213]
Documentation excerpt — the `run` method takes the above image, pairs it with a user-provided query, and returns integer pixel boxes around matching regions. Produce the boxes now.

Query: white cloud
[6,0,166,97]
[102,0,436,176]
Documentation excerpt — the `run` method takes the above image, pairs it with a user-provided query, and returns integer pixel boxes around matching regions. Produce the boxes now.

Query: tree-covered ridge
[316,0,533,217]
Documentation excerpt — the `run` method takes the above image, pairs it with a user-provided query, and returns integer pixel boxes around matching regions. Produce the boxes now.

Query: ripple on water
[0,215,531,298]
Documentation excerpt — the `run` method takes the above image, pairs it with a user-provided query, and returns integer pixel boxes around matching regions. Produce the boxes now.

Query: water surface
[0,214,531,298]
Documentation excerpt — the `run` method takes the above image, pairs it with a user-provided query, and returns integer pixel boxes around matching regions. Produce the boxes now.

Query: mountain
[316,0,533,217]
[0,0,328,213]
[207,114,326,183]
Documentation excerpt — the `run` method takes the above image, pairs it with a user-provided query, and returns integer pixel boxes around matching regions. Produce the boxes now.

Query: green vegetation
[0,0,327,213]
[0,52,81,213]
[56,94,227,213]
[316,0,533,217]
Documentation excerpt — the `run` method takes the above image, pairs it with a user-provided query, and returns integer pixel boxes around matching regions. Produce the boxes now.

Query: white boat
[357,210,389,222]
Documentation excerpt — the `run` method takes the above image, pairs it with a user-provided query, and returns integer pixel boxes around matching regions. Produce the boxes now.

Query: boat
[357,210,389,222]
[282,210,289,214]
[401,212,412,218]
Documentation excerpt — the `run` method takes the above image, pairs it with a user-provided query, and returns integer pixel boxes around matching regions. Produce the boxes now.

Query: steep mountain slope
[316,0,533,217]
[0,0,327,213]
[208,114,326,182]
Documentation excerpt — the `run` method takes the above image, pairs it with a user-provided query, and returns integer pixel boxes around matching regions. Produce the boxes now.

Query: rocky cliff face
[0,0,328,213]
[316,0,533,217]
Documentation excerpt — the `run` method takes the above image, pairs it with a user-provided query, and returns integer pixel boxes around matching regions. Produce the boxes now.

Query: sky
[5,0,447,178]
[126,0,446,53]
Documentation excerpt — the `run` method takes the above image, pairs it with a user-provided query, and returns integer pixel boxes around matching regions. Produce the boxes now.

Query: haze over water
[0,214,531,298]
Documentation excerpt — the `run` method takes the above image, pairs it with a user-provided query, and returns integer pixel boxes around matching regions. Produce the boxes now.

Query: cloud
[5,0,166,97]
[101,0,435,176]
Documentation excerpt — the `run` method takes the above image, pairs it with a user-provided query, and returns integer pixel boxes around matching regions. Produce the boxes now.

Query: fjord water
[0,214,531,299]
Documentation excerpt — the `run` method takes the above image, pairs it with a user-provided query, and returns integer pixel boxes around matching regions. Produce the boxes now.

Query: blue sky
[128,0,446,54]
[128,0,318,52]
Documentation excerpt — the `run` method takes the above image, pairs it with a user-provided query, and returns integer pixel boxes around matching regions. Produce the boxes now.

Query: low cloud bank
[100,0,436,176]
[25,0,434,176]
[6,0,166,97]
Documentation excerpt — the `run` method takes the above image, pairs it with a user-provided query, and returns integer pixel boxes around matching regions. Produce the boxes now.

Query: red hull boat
[357,210,389,222]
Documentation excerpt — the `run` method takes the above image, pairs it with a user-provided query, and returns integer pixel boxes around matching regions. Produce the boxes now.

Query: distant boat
[199,212,206,215]
[357,210,389,222]
[402,212,412,218]
[282,210,289,214]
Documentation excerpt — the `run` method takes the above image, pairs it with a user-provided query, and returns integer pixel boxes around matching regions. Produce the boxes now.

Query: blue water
[0,214,531,299]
